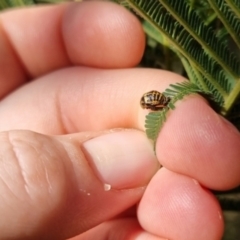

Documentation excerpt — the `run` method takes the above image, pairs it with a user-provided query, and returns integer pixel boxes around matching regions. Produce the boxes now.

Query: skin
[0,1,239,240]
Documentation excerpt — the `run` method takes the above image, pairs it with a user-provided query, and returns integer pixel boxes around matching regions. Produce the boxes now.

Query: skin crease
[0,1,239,240]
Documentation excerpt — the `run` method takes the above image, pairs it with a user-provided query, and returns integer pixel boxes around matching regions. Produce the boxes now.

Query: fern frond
[187,0,217,25]
[178,54,211,92]
[125,0,232,96]
[145,109,167,150]
[163,81,209,101]
[176,58,227,107]
[159,0,240,79]
[226,0,240,19]
[207,0,240,49]
[124,0,240,114]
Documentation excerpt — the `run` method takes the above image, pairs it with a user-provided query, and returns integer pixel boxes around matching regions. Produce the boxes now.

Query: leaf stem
[125,0,228,99]
[159,0,239,79]
[223,80,240,115]
[207,0,240,49]
[225,0,240,19]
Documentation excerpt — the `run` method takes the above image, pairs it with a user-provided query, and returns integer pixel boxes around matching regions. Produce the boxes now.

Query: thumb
[0,129,158,239]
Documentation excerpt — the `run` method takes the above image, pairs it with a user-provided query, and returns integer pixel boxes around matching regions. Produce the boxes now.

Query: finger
[0,129,158,239]
[0,67,180,134]
[69,218,168,240]
[138,169,224,240]
[62,1,145,68]
[156,96,240,190]
[0,1,144,97]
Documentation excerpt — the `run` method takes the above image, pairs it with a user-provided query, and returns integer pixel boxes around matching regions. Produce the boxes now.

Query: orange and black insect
[140,90,170,111]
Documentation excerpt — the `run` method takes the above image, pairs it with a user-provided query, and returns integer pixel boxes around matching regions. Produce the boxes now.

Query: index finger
[156,95,240,190]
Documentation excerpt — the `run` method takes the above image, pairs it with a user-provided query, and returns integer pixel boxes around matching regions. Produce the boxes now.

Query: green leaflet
[123,0,240,115]
[0,0,34,10]
[145,81,215,148]
[207,0,240,49]
[145,110,167,151]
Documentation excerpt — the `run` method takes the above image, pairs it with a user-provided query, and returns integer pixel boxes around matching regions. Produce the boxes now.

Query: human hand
[0,1,239,240]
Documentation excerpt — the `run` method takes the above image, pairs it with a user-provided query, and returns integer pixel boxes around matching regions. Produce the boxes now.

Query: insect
[140,90,171,111]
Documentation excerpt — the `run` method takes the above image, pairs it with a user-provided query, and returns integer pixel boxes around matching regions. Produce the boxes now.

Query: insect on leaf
[144,81,215,150]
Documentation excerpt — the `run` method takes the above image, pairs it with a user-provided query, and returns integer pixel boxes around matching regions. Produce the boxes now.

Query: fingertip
[62,1,145,68]
[156,96,240,190]
[0,1,145,98]
[138,169,224,240]
[0,3,69,96]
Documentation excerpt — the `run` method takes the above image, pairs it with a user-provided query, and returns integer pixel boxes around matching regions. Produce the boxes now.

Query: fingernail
[82,130,159,189]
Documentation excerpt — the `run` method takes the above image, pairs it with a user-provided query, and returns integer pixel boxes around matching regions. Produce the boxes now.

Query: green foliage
[118,0,240,147]
[207,0,240,49]
[0,0,34,9]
